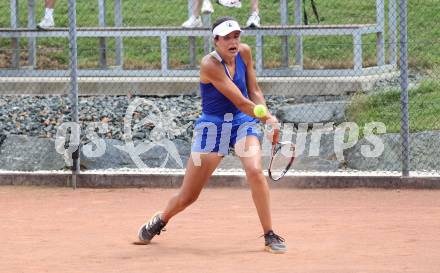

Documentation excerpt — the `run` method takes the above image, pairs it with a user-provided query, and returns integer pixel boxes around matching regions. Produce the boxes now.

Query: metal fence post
[389,0,398,67]
[202,14,212,55]
[161,35,169,75]
[68,0,80,188]
[376,0,385,66]
[294,0,303,68]
[353,32,363,72]
[98,0,107,68]
[114,0,123,68]
[280,0,289,68]
[10,0,20,68]
[188,0,197,68]
[256,34,263,75]
[399,0,410,176]
[27,0,37,68]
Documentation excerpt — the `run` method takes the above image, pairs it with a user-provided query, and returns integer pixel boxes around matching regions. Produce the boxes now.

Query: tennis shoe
[182,16,203,28]
[264,230,287,254]
[217,0,242,8]
[137,212,167,244]
[246,12,260,28]
[201,0,214,14]
[37,16,55,29]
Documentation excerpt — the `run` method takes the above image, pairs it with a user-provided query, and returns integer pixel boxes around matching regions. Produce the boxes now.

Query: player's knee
[245,165,264,180]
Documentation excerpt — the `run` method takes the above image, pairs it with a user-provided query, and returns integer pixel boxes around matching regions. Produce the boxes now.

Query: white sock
[45,8,54,19]
[251,10,259,16]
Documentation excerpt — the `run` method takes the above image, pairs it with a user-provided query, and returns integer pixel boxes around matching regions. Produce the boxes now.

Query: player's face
[216,30,241,57]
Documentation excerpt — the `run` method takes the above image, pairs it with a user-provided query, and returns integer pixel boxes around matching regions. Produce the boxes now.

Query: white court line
[0,169,439,177]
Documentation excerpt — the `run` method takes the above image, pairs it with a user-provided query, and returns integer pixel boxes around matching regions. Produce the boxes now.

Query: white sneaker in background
[37,16,55,29]
[201,0,214,14]
[246,12,260,28]
[217,0,242,8]
[182,16,203,28]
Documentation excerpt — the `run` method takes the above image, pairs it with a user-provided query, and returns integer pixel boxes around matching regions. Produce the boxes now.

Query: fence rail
[2,0,396,77]
[0,23,392,77]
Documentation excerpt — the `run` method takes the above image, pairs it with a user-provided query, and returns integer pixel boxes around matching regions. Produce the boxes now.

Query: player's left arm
[240,43,280,143]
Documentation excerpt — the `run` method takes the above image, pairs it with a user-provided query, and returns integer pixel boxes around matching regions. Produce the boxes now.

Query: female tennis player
[136,16,286,254]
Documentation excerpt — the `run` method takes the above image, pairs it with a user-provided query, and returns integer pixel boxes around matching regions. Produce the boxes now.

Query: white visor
[212,20,242,37]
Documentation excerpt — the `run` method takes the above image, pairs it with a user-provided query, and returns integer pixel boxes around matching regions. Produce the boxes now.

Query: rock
[295,95,348,104]
[0,134,6,147]
[259,127,342,171]
[410,131,440,171]
[217,154,242,169]
[292,157,341,172]
[0,135,65,171]
[138,139,191,169]
[80,138,191,170]
[277,124,337,159]
[80,139,135,170]
[345,131,440,171]
[277,101,347,124]
[133,132,145,140]
[290,129,342,170]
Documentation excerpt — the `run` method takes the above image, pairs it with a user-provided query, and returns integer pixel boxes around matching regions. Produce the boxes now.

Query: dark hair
[211,16,238,32]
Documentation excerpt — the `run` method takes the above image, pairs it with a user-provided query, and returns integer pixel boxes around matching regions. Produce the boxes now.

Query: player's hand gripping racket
[268,141,296,181]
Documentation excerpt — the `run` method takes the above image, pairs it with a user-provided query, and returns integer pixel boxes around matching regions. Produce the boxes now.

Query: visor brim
[216,28,242,37]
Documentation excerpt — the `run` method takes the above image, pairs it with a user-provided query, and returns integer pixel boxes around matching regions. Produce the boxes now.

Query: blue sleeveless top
[200,52,249,116]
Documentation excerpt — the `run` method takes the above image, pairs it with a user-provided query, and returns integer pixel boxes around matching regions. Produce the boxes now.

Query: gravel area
[0,95,295,144]
[0,71,427,142]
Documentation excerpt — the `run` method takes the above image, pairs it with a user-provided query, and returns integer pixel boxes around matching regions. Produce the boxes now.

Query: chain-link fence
[0,0,439,176]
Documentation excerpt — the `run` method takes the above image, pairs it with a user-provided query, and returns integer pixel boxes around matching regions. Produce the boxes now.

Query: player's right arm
[200,55,264,121]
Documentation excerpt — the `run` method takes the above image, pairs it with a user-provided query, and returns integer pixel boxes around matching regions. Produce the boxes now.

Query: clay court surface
[1,186,440,273]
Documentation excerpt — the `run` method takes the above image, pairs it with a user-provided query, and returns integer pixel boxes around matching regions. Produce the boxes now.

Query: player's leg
[162,152,223,221]
[136,152,223,244]
[235,135,286,253]
[235,135,272,232]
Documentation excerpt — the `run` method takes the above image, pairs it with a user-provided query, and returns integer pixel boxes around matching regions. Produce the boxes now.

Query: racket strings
[269,143,295,181]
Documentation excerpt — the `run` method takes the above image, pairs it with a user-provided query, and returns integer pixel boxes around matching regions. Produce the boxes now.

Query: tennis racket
[268,141,296,181]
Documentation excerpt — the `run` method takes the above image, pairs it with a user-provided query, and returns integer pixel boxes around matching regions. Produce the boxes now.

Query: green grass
[0,0,439,70]
[346,79,440,134]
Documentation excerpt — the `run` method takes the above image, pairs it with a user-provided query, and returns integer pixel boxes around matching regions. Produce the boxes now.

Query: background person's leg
[45,0,55,9]
[182,0,203,27]
[250,0,258,14]
[201,0,214,14]
[38,0,56,29]
[246,0,260,27]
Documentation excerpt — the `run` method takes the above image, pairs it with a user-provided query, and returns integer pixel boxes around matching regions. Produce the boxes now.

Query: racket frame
[268,141,295,181]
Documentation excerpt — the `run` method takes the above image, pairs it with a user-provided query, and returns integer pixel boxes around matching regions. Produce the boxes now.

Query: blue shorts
[191,112,262,155]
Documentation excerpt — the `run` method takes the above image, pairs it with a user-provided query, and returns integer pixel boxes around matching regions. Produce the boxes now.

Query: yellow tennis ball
[253,104,268,118]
